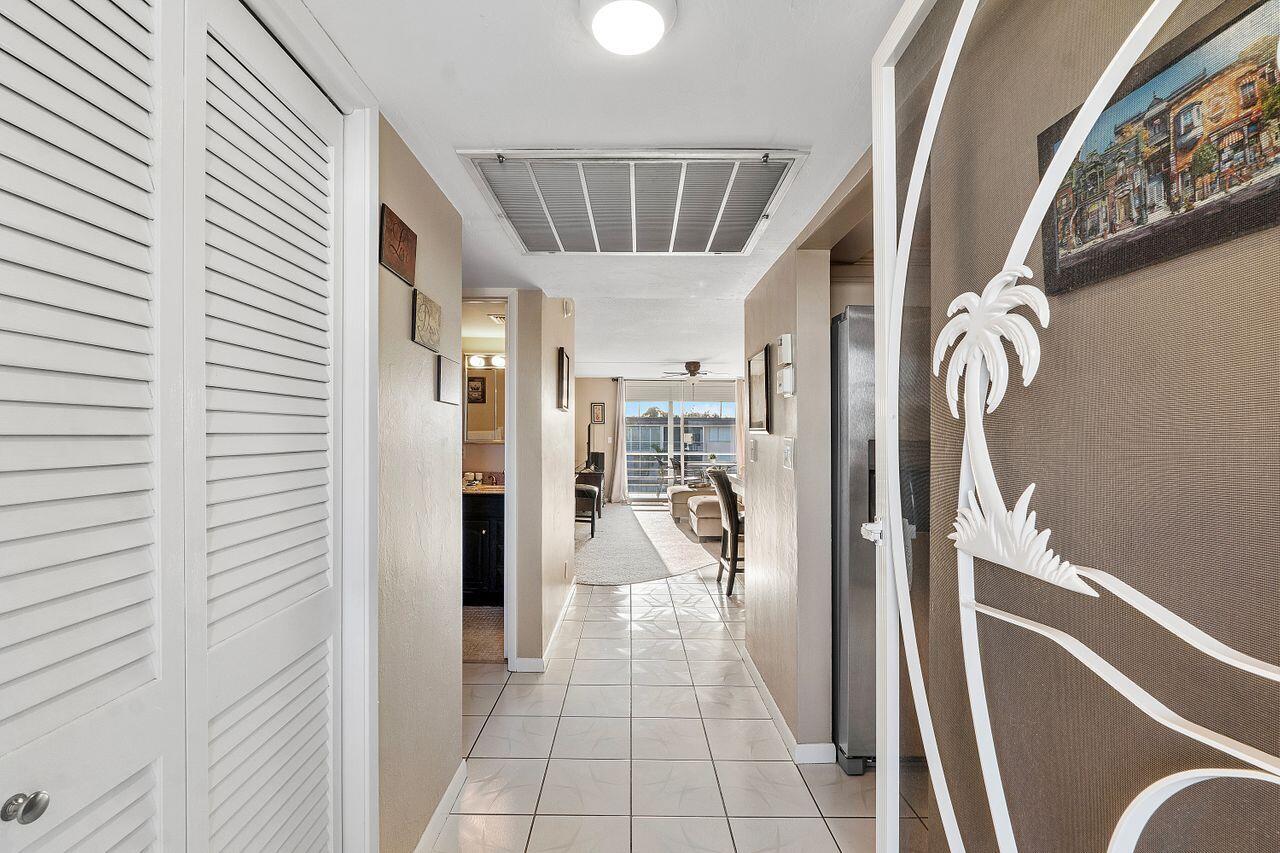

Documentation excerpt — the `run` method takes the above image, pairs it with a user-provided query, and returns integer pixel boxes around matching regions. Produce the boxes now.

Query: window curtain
[609,378,628,503]
[733,378,747,475]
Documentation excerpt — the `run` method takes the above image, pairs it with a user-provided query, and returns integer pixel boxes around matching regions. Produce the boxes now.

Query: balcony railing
[625,452,738,500]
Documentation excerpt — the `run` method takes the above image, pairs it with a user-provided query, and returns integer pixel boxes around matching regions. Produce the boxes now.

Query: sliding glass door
[624,380,738,500]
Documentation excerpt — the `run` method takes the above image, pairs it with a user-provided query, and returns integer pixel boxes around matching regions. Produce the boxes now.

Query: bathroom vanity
[462,486,504,606]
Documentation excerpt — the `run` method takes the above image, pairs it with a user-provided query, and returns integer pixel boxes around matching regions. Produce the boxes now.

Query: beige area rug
[463,606,504,663]
[574,504,719,585]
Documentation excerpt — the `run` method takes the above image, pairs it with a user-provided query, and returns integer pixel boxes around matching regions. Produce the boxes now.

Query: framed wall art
[747,344,771,433]
[411,289,442,352]
[467,376,486,404]
[380,203,417,285]
[556,347,571,412]
[437,355,461,406]
[590,402,605,424]
[1037,0,1279,292]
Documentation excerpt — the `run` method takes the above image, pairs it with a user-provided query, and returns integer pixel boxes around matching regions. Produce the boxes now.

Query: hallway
[442,564,927,851]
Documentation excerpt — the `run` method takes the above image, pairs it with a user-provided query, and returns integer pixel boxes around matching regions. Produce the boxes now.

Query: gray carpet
[574,504,718,585]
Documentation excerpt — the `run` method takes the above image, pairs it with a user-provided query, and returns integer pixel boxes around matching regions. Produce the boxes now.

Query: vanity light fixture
[491,355,507,368]
[581,0,676,56]
[467,354,487,368]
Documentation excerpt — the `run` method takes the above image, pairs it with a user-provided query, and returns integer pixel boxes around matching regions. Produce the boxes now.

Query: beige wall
[742,247,834,744]
[511,290,577,660]
[463,335,503,354]
[574,377,618,496]
[376,117,463,852]
[462,442,504,473]
[831,260,874,317]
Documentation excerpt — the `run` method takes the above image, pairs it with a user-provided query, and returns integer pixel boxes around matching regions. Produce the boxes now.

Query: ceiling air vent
[461,150,803,255]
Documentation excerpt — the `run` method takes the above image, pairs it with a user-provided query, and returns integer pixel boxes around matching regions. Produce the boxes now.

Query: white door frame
[239,2,380,849]
[464,287,524,669]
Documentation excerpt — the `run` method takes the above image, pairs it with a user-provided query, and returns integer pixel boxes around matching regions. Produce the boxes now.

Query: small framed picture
[467,376,487,404]
[747,345,771,433]
[411,289,442,352]
[590,402,605,424]
[380,204,417,285]
[437,355,461,406]
[556,347,570,412]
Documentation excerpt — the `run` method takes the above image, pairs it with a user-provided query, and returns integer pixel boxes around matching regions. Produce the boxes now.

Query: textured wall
[376,117,463,853]
[540,296,576,647]
[743,248,834,744]
[909,0,1280,849]
[511,290,577,660]
[744,250,800,730]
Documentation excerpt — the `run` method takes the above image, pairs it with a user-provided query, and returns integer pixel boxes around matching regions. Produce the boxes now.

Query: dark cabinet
[463,493,504,606]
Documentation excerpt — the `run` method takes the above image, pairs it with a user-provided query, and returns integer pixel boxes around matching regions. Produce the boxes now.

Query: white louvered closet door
[0,0,185,849]
[189,0,344,850]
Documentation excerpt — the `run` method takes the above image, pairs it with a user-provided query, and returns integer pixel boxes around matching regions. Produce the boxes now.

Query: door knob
[2,791,50,825]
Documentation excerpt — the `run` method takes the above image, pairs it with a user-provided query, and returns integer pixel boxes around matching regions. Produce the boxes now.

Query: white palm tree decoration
[931,265,1096,596]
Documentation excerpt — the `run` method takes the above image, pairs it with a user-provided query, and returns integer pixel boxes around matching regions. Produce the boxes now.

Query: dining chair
[707,467,744,595]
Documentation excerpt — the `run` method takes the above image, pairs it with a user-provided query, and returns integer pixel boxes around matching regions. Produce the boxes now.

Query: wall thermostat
[776,332,794,365]
[776,365,796,398]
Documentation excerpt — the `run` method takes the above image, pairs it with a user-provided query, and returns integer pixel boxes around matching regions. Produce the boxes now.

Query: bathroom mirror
[464,356,505,443]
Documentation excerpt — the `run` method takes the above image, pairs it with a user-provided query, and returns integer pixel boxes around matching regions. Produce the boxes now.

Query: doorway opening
[461,298,509,664]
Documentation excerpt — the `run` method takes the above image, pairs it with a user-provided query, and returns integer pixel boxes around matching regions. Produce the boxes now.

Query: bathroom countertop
[463,484,505,495]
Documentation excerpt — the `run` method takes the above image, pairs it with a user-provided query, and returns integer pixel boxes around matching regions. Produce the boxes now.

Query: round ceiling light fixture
[582,0,676,56]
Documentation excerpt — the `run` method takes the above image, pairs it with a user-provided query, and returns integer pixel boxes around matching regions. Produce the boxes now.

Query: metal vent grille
[463,150,801,255]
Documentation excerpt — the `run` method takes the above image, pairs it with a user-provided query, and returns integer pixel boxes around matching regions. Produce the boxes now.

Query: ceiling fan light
[588,0,672,56]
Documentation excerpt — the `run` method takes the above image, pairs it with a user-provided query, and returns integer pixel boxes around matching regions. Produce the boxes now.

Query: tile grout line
[457,561,768,849]
[692,607,739,853]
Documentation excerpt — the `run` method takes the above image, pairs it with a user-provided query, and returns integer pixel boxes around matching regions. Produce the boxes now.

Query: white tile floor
[444,566,929,852]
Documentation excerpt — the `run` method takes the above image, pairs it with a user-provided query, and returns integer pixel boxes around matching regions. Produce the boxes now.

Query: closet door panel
[188,1,344,850]
[0,0,184,848]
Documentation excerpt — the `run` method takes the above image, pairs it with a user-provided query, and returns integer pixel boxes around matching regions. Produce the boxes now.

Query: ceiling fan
[662,361,725,378]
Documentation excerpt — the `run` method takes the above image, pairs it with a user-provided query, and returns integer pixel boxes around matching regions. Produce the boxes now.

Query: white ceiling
[303,0,902,376]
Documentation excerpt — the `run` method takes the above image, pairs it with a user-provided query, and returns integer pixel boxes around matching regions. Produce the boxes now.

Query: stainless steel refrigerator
[831,304,931,775]
[830,306,877,774]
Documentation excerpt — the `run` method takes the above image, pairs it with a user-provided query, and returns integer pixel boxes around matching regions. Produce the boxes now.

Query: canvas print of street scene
[1038,0,1279,292]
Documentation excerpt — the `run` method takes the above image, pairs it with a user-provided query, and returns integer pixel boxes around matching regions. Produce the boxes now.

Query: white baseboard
[508,574,578,674]
[413,759,467,853]
[547,573,577,648]
[793,741,838,764]
[509,657,546,673]
[740,644,836,765]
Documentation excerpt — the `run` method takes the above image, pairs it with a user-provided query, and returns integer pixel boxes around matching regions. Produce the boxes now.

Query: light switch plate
[782,437,794,470]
